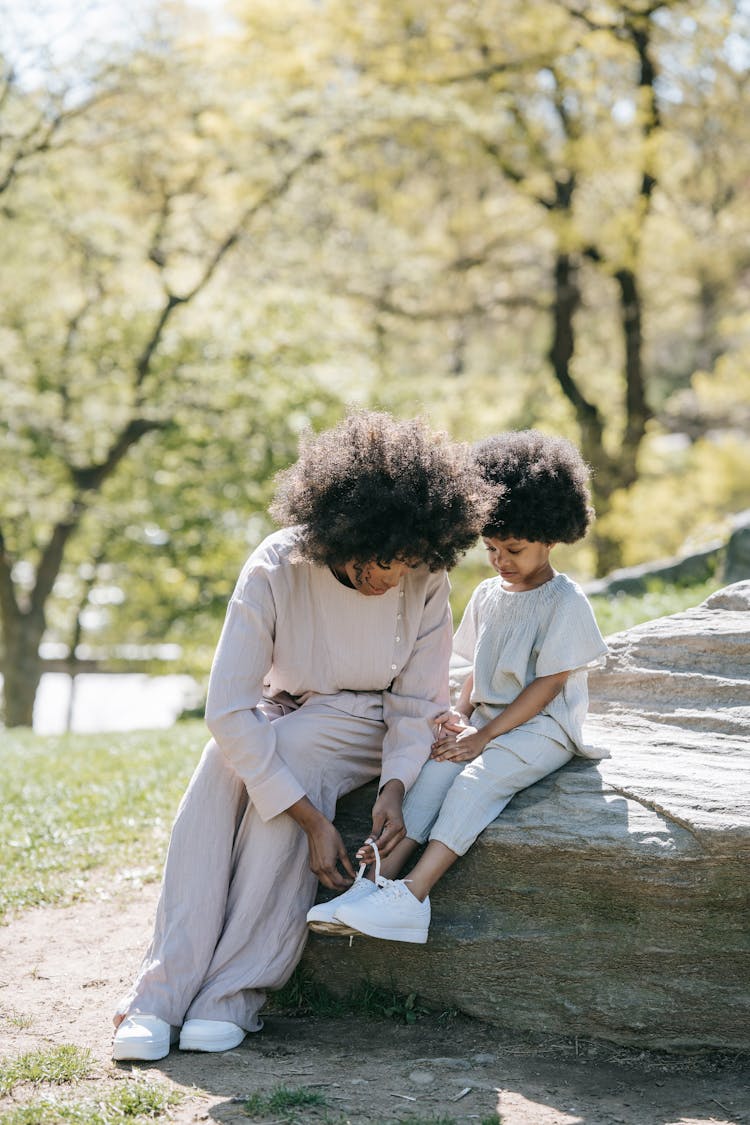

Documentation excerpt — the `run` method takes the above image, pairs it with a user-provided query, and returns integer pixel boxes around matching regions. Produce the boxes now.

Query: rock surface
[302,582,750,1051]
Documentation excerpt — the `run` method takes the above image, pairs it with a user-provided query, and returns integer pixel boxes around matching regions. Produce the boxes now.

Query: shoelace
[345,839,382,947]
[361,839,414,895]
[374,876,414,901]
[365,839,416,900]
[356,837,381,884]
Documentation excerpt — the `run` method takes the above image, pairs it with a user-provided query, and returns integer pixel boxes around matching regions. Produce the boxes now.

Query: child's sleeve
[452,583,481,664]
[535,588,608,677]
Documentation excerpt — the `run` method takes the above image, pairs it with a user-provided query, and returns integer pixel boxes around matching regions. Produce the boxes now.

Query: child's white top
[453,572,608,758]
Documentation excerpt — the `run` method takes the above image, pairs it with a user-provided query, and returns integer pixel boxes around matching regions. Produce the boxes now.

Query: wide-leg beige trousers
[120,701,385,1031]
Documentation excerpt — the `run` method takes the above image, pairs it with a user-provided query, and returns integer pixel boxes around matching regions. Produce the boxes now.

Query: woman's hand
[363,779,406,860]
[287,796,356,890]
[430,725,487,763]
[433,707,471,738]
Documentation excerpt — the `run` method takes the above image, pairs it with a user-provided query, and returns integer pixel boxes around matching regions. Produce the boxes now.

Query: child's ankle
[403,878,429,902]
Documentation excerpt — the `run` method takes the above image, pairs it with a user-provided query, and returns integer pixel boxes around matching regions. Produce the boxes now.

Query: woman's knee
[176,739,246,816]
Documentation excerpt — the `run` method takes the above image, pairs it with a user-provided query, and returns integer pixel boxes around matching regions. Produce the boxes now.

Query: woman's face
[341,559,417,596]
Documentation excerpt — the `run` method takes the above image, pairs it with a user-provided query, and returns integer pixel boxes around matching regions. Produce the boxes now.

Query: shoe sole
[179,1033,246,1052]
[112,1040,171,1062]
[334,913,428,944]
[307,919,360,936]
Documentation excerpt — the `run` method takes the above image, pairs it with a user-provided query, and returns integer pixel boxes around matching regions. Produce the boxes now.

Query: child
[306,430,608,944]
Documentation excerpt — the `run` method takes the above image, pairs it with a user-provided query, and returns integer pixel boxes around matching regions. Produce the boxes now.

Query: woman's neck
[329,565,355,589]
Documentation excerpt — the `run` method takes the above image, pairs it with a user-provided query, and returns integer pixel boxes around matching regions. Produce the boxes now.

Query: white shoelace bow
[360,838,410,897]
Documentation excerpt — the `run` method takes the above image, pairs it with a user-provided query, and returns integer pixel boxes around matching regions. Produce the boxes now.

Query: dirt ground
[0,883,748,1125]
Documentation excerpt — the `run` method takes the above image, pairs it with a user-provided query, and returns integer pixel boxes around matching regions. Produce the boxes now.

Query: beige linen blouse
[205,528,453,821]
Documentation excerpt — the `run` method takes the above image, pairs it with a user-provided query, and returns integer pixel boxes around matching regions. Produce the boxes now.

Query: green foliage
[596,433,750,569]
[589,577,722,638]
[244,1086,326,1121]
[0,723,203,922]
[0,1046,93,1096]
[2,0,750,723]
[0,1077,179,1125]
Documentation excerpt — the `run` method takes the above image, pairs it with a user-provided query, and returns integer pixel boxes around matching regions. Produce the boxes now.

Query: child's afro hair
[474,430,594,544]
[270,410,490,571]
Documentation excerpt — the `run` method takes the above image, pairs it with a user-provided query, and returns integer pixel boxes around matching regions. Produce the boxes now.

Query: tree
[253,0,750,570]
[0,16,341,726]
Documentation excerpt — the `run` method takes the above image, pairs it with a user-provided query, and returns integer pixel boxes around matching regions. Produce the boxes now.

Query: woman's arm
[286,796,357,890]
[430,670,571,763]
[205,547,308,822]
[379,569,453,791]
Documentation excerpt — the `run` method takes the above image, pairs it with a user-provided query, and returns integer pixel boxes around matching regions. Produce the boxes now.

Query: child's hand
[430,725,486,763]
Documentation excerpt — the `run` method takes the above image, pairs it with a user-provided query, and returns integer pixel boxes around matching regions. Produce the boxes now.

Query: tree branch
[30,509,82,620]
[69,418,170,493]
[338,285,544,322]
[134,146,324,391]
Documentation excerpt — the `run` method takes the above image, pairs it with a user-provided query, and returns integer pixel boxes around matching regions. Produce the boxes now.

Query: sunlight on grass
[0,1007,33,1030]
[0,1076,180,1125]
[0,722,204,922]
[0,1046,93,1096]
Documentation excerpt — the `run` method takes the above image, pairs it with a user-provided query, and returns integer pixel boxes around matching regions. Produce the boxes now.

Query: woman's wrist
[378,778,405,798]
[287,795,326,832]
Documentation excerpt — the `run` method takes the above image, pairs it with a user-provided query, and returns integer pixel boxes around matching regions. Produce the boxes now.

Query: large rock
[302,582,750,1051]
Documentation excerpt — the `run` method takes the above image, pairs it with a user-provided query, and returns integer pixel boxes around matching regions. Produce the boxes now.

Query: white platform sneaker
[179,1019,247,1052]
[334,878,431,944]
[112,1015,179,1061]
[306,864,377,935]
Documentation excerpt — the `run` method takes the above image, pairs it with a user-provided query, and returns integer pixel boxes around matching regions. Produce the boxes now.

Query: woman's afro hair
[270,411,490,571]
[474,430,594,544]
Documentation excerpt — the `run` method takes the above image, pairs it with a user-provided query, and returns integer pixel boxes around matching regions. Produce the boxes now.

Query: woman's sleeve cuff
[246,768,307,822]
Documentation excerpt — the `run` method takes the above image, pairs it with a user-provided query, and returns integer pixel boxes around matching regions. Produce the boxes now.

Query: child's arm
[431,669,571,762]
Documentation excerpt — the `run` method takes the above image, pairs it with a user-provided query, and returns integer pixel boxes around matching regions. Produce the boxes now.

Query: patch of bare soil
[0,885,748,1125]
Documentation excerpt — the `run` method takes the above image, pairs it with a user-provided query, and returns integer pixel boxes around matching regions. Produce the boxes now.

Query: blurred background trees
[1,0,749,725]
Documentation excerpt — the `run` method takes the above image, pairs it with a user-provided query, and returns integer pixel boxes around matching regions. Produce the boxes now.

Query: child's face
[482,536,555,591]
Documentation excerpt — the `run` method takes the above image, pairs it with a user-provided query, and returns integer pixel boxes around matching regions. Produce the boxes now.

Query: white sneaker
[112,1015,178,1061]
[179,1019,246,1052]
[307,867,377,935]
[335,878,430,944]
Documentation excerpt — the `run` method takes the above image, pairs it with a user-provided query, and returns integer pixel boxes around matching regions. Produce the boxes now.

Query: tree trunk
[547,252,607,471]
[614,267,651,488]
[1,610,45,727]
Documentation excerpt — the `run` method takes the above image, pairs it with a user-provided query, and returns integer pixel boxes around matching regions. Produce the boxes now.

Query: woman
[112,411,486,1061]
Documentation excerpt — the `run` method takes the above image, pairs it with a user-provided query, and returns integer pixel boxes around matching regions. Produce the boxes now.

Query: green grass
[0,1077,180,1125]
[0,1046,93,1096]
[0,723,203,923]
[0,1008,33,1031]
[589,576,721,637]
[244,1085,326,1121]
